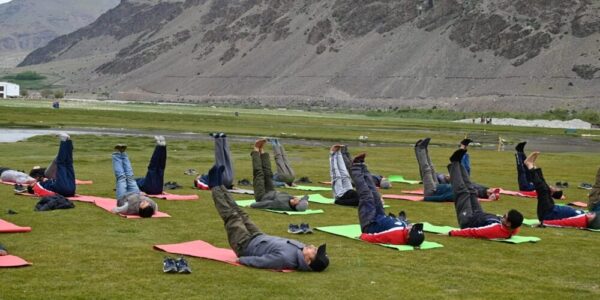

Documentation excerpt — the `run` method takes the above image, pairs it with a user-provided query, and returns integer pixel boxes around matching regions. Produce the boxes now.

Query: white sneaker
[57,132,70,141]
[155,135,166,146]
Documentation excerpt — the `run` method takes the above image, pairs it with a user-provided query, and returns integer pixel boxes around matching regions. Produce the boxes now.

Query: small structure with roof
[0,82,20,99]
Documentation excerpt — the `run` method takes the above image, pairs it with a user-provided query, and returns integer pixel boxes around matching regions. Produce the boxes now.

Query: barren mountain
[16,0,600,112]
[0,0,119,67]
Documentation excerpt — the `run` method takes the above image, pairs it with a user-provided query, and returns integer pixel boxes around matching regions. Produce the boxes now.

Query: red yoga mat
[145,193,199,201]
[0,255,31,267]
[0,219,31,233]
[382,194,424,201]
[93,198,171,218]
[154,240,292,272]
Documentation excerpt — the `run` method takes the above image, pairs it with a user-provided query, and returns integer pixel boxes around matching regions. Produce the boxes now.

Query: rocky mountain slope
[16,0,600,112]
[0,0,119,67]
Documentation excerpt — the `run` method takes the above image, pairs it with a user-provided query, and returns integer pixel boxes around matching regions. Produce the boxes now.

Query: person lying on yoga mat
[525,152,600,229]
[134,136,167,195]
[250,139,308,211]
[30,133,77,197]
[111,144,158,218]
[350,151,425,246]
[415,138,499,202]
[329,145,359,206]
[514,141,563,199]
[0,167,36,185]
[447,149,523,239]
[195,133,236,190]
[589,167,600,212]
[208,165,329,271]
[270,138,296,187]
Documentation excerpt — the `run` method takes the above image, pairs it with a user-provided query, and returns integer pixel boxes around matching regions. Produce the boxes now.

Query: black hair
[139,206,155,218]
[29,167,46,180]
[506,209,524,229]
[551,190,563,200]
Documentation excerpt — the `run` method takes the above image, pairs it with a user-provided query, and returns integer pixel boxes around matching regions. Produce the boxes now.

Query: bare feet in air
[330,144,342,153]
[254,139,267,153]
[524,151,540,170]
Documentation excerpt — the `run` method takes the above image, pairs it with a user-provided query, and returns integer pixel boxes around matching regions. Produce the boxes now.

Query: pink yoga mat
[145,193,199,201]
[499,189,537,198]
[0,219,31,233]
[399,189,493,202]
[382,194,424,201]
[154,240,292,272]
[568,201,588,208]
[93,199,171,218]
[0,255,31,267]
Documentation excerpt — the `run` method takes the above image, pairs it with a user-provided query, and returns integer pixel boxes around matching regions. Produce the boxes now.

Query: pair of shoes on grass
[288,223,313,234]
[163,256,191,274]
[555,181,569,188]
[163,181,182,190]
[579,183,593,190]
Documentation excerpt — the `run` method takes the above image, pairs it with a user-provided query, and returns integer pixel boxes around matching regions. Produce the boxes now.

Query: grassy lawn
[0,100,599,299]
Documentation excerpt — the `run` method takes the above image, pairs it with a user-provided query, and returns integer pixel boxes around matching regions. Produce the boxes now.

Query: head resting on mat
[139,200,155,218]
[486,188,501,200]
[304,244,329,272]
[291,195,309,211]
[380,178,392,189]
[588,213,600,229]
[29,166,46,180]
[503,209,523,229]
[407,223,425,246]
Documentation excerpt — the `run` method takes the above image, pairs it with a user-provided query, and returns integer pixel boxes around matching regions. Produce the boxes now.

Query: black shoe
[562,182,569,188]
[300,223,313,234]
[515,141,527,153]
[398,210,407,222]
[114,144,127,153]
[163,257,178,273]
[450,149,467,162]
[296,177,312,184]
[579,183,593,190]
[175,257,192,274]
[7,209,17,215]
[163,181,182,190]
[13,184,27,193]
[555,182,563,188]
[388,212,397,219]
[219,132,227,138]
[420,138,431,149]
[414,139,423,148]
[237,179,252,186]
[288,224,303,234]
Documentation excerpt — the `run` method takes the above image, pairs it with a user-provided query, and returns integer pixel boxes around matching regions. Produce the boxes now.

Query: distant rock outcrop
[15,0,600,112]
[0,0,119,67]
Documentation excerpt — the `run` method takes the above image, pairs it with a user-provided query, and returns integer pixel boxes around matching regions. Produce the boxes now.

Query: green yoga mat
[235,200,324,215]
[302,194,390,208]
[387,175,422,185]
[315,224,443,251]
[286,185,331,191]
[422,222,540,244]
[522,218,600,232]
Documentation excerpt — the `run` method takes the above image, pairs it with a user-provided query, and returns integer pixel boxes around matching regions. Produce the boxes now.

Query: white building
[0,82,20,98]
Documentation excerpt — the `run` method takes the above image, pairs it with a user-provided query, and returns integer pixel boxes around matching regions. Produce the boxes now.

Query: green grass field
[0,100,599,299]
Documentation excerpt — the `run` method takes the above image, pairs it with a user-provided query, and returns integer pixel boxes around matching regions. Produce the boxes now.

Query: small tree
[41,89,53,99]
[54,90,64,99]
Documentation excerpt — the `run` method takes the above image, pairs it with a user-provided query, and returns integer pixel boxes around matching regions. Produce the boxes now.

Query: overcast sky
[0,0,12,4]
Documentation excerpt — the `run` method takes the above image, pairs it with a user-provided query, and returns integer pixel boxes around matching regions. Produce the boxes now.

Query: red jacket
[360,227,409,245]
[449,223,519,239]
[543,214,588,228]
[33,182,56,197]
